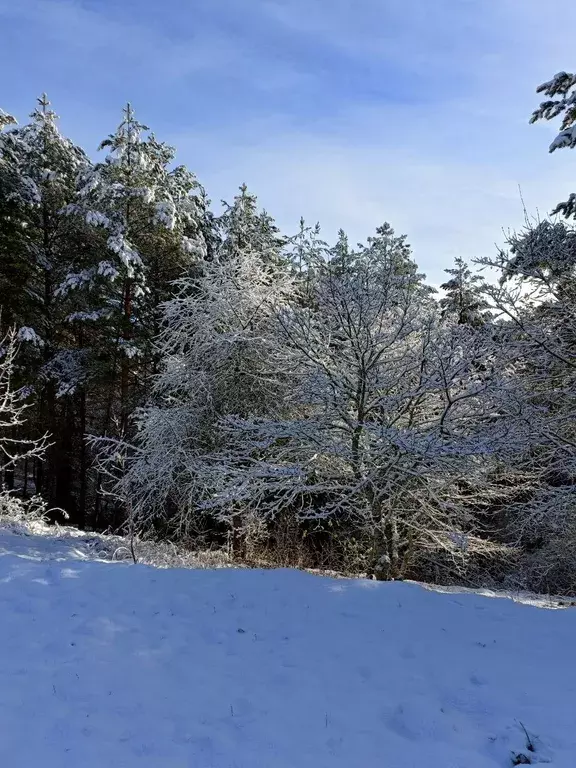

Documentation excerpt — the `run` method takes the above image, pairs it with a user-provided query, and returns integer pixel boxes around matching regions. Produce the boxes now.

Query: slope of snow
[0,525,574,767]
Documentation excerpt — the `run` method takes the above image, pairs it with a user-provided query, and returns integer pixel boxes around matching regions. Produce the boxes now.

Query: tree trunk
[78,388,87,530]
[231,513,246,560]
[120,278,132,435]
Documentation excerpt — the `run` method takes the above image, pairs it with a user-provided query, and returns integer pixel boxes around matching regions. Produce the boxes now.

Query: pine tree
[329,228,355,275]
[0,108,28,334]
[66,104,208,434]
[439,256,490,327]
[0,95,97,512]
[361,223,417,275]
[55,103,209,526]
[287,218,328,306]
[217,184,287,268]
[531,71,576,217]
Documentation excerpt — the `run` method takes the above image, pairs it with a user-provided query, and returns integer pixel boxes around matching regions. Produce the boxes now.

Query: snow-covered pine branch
[531,71,576,217]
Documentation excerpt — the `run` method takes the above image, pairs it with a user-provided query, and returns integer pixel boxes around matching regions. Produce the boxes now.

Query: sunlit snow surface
[0,523,574,767]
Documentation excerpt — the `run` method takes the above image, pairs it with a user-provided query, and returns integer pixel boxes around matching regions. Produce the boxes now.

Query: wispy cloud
[178,120,574,285]
[0,0,292,83]
[2,0,576,283]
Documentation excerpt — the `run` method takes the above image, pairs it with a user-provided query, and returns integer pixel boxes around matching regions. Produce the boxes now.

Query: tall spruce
[60,104,209,525]
[0,96,96,514]
[218,184,287,268]
[439,256,491,327]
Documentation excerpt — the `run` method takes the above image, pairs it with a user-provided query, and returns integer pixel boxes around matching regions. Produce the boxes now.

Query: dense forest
[2,71,576,593]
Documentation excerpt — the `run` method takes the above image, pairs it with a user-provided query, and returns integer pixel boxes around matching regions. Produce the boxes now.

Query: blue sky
[1,0,575,284]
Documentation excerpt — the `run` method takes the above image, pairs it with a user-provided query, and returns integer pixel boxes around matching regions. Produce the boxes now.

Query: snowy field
[0,525,575,767]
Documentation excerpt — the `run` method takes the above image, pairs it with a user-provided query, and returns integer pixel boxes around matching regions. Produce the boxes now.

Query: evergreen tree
[531,71,576,217]
[439,256,491,327]
[217,184,287,268]
[0,108,28,334]
[0,95,96,513]
[56,103,209,526]
[329,228,355,275]
[288,218,328,305]
[361,223,417,276]
[65,104,208,437]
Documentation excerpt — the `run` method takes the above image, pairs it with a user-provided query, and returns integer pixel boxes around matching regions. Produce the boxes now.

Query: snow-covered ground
[0,524,574,767]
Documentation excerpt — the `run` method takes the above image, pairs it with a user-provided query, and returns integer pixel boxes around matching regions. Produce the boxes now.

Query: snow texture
[16,326,43,346]
[0,524,574,767]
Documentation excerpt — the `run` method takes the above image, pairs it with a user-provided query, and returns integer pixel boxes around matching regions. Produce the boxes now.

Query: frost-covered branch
[0,327,49,469]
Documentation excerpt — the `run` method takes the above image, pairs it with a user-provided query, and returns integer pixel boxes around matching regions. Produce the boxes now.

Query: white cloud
[179,0,576,282]
[177,119,574,285]
[0,0,308,86]
[3,0,576,285]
